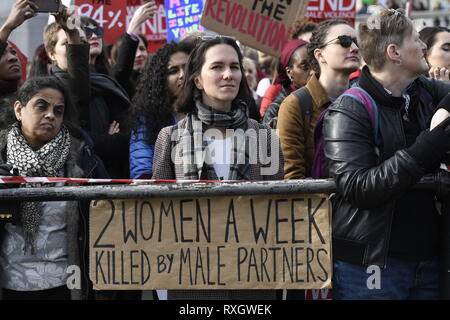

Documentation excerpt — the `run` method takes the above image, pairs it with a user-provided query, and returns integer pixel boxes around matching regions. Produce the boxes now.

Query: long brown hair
[175,36,253,114]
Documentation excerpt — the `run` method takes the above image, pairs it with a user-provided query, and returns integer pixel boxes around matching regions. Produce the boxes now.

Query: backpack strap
[341,87,380,146]
[292,87,313,143]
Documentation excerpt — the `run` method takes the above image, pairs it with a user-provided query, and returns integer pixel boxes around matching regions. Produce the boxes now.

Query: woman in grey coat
[152,36,284,299]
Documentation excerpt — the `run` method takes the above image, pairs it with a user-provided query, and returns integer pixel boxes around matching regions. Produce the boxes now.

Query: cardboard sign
[89,194,332,290]
[74,0,168,53]
[306,0,356,26]
[200,0,308,57]
[165,0,206,42]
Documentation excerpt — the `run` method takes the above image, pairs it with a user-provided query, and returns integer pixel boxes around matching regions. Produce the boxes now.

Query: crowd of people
[2,0,450,300]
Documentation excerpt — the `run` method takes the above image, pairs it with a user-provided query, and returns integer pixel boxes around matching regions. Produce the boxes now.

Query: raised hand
[0,0,38,41]
[127,1,157,34]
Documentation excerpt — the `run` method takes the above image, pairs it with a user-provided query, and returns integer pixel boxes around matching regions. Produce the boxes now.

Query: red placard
[74,0,167,53]
[306,0,356,26]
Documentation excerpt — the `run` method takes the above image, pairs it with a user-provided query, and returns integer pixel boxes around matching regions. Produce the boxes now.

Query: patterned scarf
[6,123,71,255]
[181,91,250,180]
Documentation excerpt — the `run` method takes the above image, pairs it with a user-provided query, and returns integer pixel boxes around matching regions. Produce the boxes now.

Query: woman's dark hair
[28,44,51,78]
[130,40,195,146]
[109,33,148,68]
[307,19,349,77]
[419,26,450,51]
[16,76,77,127]
[290,18,318,40]
[176,36,253,113]
[81,16,111,75]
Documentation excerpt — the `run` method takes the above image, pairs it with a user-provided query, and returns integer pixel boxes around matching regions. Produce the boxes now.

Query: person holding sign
[277,19,360,179]
[152,36,283,299]
[0,76,104,300]
[324,8,450,299]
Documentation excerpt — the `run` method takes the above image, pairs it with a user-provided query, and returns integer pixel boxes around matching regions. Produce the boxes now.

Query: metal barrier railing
[0,173,448,201]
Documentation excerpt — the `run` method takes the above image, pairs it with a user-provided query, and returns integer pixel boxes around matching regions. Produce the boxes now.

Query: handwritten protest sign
[200,0,308,57]
[306,0,356,26]
[165,0,206,42]
[74,0,167,53]
[89,194,332,290]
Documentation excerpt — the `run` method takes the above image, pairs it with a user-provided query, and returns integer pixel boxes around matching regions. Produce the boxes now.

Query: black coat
[52,44,131,178]
[324,67,450,268]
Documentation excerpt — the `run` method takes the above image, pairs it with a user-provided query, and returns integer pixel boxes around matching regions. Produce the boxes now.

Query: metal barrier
[0,173,447,201]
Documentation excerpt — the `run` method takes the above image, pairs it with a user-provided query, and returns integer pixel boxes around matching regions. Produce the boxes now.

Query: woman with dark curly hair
[129,40,195,179]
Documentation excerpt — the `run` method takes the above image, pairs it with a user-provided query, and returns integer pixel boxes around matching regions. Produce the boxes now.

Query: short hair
[175,36,252,114]
[43,22,63,55]
[358,7,413,71]
[16,76,76,125]
[307,19,348,76]
[419,26,450,50]
[290,18,318,40]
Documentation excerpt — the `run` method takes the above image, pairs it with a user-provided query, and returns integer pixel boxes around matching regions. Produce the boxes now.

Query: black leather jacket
[324,68,450,268]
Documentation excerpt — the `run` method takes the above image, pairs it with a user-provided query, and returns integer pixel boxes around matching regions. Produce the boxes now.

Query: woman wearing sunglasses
[277,19,360,180]
[44,7,131,179]
[80,17,110,75]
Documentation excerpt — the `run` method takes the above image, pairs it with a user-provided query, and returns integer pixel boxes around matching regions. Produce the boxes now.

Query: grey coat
[152,117,284,300]
[0,128,86,300]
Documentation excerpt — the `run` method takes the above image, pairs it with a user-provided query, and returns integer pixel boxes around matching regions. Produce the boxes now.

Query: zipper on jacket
[381,109,405,268]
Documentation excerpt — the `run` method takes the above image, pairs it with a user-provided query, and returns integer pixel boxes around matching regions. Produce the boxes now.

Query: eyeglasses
[320,35,358,49]
[85,26,104,39]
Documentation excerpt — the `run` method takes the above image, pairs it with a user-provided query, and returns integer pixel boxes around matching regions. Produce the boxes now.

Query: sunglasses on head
[85,26,104,39]
[320,35,358,49]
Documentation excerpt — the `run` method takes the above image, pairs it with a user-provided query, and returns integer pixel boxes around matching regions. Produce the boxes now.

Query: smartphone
[32,0,60,13]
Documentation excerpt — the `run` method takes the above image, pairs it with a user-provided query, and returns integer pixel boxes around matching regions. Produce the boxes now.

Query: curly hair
[290,18,318,40]
[307,19,348,76]
[130,41,194,146]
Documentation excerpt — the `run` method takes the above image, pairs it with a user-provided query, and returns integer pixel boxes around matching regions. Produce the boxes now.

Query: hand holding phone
[32,0,60,13]
[1,0,38,37]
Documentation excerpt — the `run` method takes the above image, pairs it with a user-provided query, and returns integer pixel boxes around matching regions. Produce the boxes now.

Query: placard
[200,0,308,57]
[74,0,167,53]
[306,0,356,26]
[89,194,332,290]
[165,0,206,42]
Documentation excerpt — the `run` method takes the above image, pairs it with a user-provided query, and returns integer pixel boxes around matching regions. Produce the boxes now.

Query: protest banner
[306,0,356,26]
[74,0,167,53]
[200,0,308,57]
[89,194,332,290]
[165,0,206,42]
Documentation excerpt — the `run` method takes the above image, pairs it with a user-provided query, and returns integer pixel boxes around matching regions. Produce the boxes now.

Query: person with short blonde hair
[324,7,450,299]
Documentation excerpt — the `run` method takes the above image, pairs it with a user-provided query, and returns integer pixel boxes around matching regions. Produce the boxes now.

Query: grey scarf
[6,123,71,254]
[181,92,250,180]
